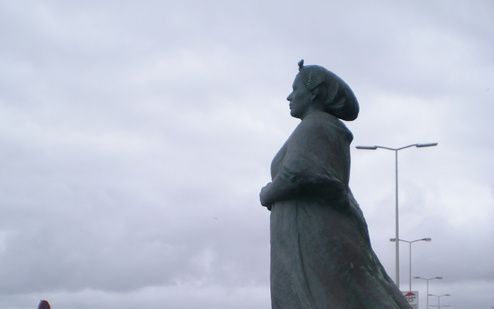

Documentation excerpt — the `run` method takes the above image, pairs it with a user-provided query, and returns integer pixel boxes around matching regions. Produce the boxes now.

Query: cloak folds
[269,112,410,309]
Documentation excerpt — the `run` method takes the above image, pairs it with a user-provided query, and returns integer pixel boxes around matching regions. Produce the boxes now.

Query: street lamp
[414,276,443,309]
[356,143,437,287]
[390,237,431,292]
[429,293,451,309]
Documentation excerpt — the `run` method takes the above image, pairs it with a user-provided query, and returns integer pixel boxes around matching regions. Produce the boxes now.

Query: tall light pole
[356,143,437,288]
[429,293,451,309]
[390,237,431,292]
[414,276,443,309]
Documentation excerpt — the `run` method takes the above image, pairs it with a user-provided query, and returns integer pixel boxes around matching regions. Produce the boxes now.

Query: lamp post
[390,237,431,292]
[414,276,443,309]
[429,293,451,309]
[356,143,437,288]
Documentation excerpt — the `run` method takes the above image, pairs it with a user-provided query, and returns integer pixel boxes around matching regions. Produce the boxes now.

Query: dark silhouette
[260,60,411,308]
[38,300,51,309]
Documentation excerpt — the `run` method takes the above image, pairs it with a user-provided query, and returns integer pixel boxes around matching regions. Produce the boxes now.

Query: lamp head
[356,146,377,150]
[416,143,438,148]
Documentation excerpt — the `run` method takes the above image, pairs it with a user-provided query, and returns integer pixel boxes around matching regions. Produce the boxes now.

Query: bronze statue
[260,60,410,308]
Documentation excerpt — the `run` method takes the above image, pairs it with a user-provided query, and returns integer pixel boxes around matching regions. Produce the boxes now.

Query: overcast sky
[0,1,493,308]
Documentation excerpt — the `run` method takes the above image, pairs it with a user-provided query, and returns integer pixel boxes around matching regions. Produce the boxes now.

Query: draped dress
[269,111,410,309]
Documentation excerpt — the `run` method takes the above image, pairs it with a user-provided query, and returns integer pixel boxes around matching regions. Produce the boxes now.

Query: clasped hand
[259,182,273,210]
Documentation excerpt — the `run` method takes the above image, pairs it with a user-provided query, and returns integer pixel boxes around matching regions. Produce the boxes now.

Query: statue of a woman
[260,60,410,309]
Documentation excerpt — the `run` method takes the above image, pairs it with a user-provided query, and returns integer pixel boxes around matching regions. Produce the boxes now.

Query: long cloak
[269,111,410,309]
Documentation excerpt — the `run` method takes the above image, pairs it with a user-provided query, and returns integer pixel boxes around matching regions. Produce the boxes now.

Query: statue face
[287,74,312,119]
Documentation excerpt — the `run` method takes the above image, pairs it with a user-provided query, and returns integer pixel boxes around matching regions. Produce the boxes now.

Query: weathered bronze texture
[260,60,410,309]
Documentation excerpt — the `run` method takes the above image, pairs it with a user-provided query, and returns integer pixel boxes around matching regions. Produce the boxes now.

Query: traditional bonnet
[297,59,359,121]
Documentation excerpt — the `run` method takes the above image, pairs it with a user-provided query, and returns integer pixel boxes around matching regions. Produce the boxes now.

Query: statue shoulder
[298,112,353,142]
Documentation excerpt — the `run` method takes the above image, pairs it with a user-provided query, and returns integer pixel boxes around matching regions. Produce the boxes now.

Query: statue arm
[260,119,347,208]
[259,172,301,208]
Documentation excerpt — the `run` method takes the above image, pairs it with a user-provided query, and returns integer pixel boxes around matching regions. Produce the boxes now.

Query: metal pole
[426,280,429,309]
[356,143,437,289]
[395,239,431,293]
[409,242,412,292]
[395,150,400,288]
[438,295,441,309]
[414,276,442,309]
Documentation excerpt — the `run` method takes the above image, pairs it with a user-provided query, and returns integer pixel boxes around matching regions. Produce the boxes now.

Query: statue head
[294,59,359,121]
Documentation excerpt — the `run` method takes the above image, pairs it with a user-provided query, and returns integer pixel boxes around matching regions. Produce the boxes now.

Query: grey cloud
[1,1,493,308]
